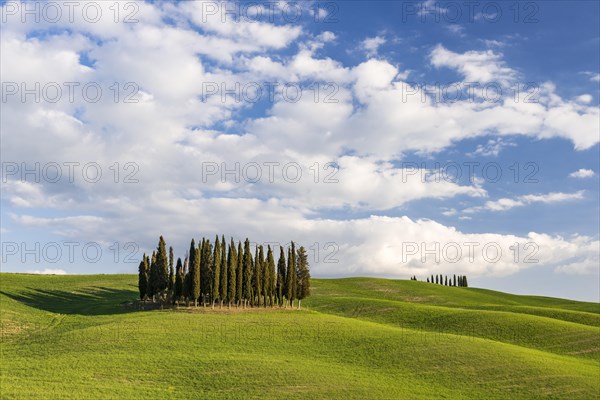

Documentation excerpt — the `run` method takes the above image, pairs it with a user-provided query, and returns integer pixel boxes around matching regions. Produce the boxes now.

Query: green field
[1,274,599,399]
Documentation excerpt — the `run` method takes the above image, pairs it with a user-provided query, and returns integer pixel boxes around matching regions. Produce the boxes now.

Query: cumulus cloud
[430,44,517,84]
[1,1,598,282]
[359,36,386,57]
[569,169,595,179]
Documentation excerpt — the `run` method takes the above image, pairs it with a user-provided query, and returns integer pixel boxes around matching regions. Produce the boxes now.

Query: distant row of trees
[409,274,469,287]
[138,236,311,309]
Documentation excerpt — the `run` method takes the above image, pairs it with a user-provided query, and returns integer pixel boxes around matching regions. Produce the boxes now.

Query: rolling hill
[1,273,598,399]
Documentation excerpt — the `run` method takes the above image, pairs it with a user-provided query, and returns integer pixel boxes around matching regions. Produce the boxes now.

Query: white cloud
[430,44,517,84]
[25,269,67,275]
[468,138,516,157]
[569,169,595,179]
[582,72,600,82]
[575,94,593,104]
[464,191,585,213]
[444,25,465,37]
[441,208,457,216]
[555,256,600,275]
[1,1,598,284]
[359,36,386,57]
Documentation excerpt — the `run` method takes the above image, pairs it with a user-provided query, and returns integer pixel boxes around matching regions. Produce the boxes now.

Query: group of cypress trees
[418,274,468,287]
[138,236,311,309]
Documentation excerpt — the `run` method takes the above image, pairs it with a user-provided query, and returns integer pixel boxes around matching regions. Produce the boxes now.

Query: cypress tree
[286,243,297,308]
[200,239,212,306]
[296,246,311,309]
[266,245,275,307]
[145,254,151,299]
[261,246,269,307]
[168,246,174,292]
[174,257,183,305]
[236,241,243,307]
[182,256,189,304]
[227,239,237,307]
[458,275,463,287]
[253,246,263,307]
[291,242,297,305]
[444,276,448,286]
[427,277,430,283]
[463,276,468,287]
[431,274,434,284]
[212,235,221,308]
[242,239,253,308]
[453,274,456,286]
[188,239,200,306]
[138,254,148,300]
[435,275,438,285]
[277,246,286,306]
[149,250,159,301]
[219,235,227,308]
[156,236,169,299]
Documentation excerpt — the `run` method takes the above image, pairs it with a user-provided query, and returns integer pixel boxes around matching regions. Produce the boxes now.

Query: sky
[0,0,598,301]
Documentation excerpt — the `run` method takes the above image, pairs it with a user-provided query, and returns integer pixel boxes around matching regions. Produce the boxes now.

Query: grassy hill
[1,273,598,399]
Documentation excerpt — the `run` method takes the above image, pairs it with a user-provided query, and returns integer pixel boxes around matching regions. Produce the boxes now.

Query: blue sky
[1,1,598,301]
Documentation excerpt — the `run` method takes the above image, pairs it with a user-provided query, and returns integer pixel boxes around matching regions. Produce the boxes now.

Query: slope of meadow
[1,274,598,399]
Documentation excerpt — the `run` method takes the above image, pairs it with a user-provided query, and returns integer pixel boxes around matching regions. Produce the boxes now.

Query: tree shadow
[0,286,138,316]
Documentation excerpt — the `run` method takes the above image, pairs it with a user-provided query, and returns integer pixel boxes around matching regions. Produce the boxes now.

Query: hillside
[1,273,598,399]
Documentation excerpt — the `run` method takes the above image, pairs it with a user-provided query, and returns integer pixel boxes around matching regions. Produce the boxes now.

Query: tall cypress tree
[253,245,263,307]
[168,246,174,292]
[296,246,311,309]
[182,256,189,304]
[198,238,204,303]
[435,275,438,285]
[138,254,148,300]
[219,235,227,308]
[453,274,456,286]
[212,235,221,308]
[291,242,297,306]
[149,250,159,301]
[431,274,434,284]
[156,236,169,299]
[242,239,253,308]
[265,245,275,307]
[276,246,286,307]
[236,241,243,307]
[174,257,183,305]
[188,239,200,306]
[444,276,448,286]
[286,243,297,308]
[463,276,468,287]
[145,254,151,299]
[227,239,237,307]
[261,245,269,307]
[200,238,212,306]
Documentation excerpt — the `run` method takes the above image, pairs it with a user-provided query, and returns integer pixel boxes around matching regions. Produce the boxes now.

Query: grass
[1,273,599,399]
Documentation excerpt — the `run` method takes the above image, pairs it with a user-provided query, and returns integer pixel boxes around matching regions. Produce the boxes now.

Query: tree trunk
[298,300,301,310]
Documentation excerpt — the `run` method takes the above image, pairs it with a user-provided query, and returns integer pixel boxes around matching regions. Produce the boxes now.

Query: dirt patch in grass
[0,319,28,338]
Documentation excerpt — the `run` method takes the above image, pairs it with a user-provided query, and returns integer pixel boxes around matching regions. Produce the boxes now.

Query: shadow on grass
[0,286,137,315]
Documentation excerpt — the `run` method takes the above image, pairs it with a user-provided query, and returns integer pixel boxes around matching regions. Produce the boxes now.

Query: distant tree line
[138,236,311,309]
[410,274,468,287]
